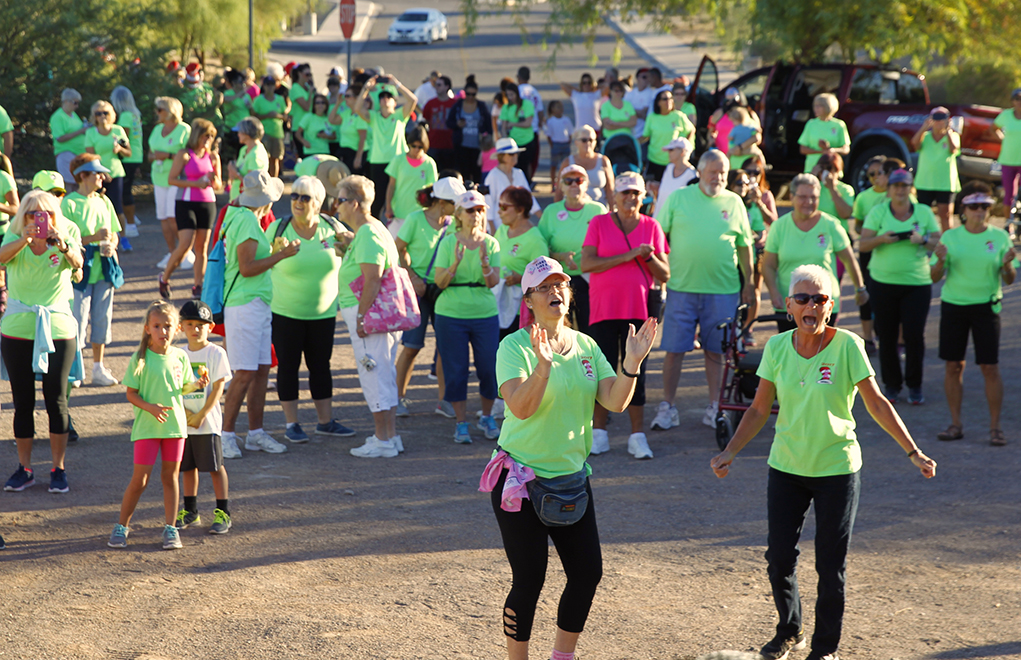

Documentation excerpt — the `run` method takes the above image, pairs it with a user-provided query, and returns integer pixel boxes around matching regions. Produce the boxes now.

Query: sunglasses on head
[562,176,583,185]
[290,193,312,203]
[964,203,992,210]
[790,293,830,305]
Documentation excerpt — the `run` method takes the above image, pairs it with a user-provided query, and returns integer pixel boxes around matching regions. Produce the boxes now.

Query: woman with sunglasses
[599,81,637,141]
[711,263,936,660]
[554,126,613,206]
[50,89,89,189]
[384,125,438,226]
[931,182,1017,446]
[328,84,369,174]
[911,106,961,232]
[295,94,336,157]
[860,168,941,405]
[495,186,549,341]
[446,76,490,185]
[640,90,695,182]
[150,97,192,270]
[84,100,132,242]
[499,84,538,187]
[849,155,890,352]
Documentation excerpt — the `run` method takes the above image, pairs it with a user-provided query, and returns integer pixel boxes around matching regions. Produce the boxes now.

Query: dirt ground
[1,192,1020,660]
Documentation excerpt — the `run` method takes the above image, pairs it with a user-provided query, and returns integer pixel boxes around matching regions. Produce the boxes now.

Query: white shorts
[154,185,177,220]
[224,298,273,371]
[56,152,76,184]
[340,305,400,413]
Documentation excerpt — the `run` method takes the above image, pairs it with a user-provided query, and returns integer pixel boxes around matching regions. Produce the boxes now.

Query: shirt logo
[818,233,827,248]
[510,243,520,256]
[557,210,569,222]
[580,357,595,380]
[321,239,332,250]
[817,365,833,385]
[721,210,730,221]
[173,364,184,386]
[49,253,61,267]
[987,241,996,253]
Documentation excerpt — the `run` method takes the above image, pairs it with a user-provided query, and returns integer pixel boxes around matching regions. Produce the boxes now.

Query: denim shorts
[660,289,740,354]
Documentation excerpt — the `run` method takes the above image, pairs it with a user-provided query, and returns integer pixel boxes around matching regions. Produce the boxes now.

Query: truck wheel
[849,144,901,192]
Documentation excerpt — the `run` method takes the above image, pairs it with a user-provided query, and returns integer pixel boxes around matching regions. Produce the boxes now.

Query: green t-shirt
[50,109,86,155]
[538,201,607,276]
[289,83,311,129]
[115,110,144,165]
[0,105,12,153]
[851,186,886,223]
[915,132,961,192]
[819,180,855,234]
[337,221,398,310]
[298,113,334,155]
[148,123,192,188]
[862,202,941,286]
[123,348,192,441]
[221,90,251,128]
[494,225,549,278]
[765,212,850,313]
[396,210,452,281]
[0,170,17,227]
[680,101,697,122]
[599,100,636,140]
[252,94,287,139]
[368,112,409,165]
[748,203,765,232]
[994,109,1021,166]
[933,225,1017,306]
[230,142,270,201]
[499,99,537,146]
[84,125,128,179]
[495,328,616,478]
[332,103,369,150]
[0,220,82,340]
[60,191,122,285]
[657,186,753,294]
[643,111,695,165]
[223,206,273,307]
[294,154,338,179]
[758,328,874,477]
[265,217,342,319]
[434,233,501,319]
[385,155,438,221]
[799,117,850,172]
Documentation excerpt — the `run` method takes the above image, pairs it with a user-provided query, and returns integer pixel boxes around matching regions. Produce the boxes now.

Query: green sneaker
[162,524,183,550]
[108,524,129,548]
[209,508,232,535]
[175,509,200,529]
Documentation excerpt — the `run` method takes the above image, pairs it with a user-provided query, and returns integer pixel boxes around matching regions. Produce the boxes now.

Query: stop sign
[339,0,356,39]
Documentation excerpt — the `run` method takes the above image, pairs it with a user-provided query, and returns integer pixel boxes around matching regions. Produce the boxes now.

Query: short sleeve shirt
[337,221,398,310]
[332,103,369,150]
[851,186,886,223]
[934,225,1017,306]
[123,348,192,441]
[765,212,850,313]
[385,155,438,221]
[862,202,941,286]
[50,109,87,155]
[583,213,669,324]
[494,225,549,278]
[60,191,122,284]
[223,206,274,307]
[499,100,537,146]
[230,142,270,201]
[0,105,12,151]
[221,90,251,128]
[799,117,850,172]
[265,217,342,319]
[180,343,232,436]
[116,111,144,164]
[818,181,856,234]
[396,210,452,281]
[0,170,17,227]
[433,233,501,319]
[149,123,192,188]
[298,113,335,155]
[368,112,409,165]
[915,132,961,192]
[994,109,1021,166]
[643,111,695,165]
[252,94,287,139]
[599,100,636,140]
[538,201,607,276]
[85,126,129,178]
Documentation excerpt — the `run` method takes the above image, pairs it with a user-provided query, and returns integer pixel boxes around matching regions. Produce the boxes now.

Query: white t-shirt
[518,83,544,133]
[414,82,438,108]
[181,343,232,436]
[571,91,602,131]
[484,167,541,229]
[653,163,698,221]
[544,116,575,144]
[624,86,657,138]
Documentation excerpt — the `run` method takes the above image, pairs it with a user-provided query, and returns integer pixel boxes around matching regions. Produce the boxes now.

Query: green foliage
[926,59,1021,108]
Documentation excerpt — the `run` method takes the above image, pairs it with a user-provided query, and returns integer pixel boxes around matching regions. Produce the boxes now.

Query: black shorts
[176,200,217,231]
[938,301,1000,364]
[181,433,224,472]
[916,189,955,206]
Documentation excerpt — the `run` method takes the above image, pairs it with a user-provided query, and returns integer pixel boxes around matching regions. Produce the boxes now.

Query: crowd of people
[0,60,1018,660]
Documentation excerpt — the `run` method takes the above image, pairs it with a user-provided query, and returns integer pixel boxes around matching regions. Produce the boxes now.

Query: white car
[387,8,448,44]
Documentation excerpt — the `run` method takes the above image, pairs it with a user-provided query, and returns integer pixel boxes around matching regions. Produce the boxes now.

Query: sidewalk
[270,0,379,53]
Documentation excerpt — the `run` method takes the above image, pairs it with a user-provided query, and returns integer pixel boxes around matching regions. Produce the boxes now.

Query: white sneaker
[650,401,679,430]
[627,432,654,459]
[590,428,610,455]
[124,223,140,238]
[92,364,119,387]
[244,429,287,454]
[492,398,505,420]
[221,434,242,459]
[156,252,171,269]
[702,402,719,428]
[392,435,404,453]
[350,435,398,458]
[180,250,196,270]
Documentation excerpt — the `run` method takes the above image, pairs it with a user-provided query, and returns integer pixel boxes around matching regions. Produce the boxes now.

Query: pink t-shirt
[714,114,735,152]
[583,213,669,324]
[481,148,498,173]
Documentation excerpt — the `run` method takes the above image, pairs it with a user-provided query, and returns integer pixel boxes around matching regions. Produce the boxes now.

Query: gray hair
[814,93,839,116]
[61,88,82,103]
[697,149,729,171]
[791,173,821,195]
[337,174,375,212]
[789,264,833,296]
[110,86,140,119]
[236,116,265,140]
[292,175,326,211]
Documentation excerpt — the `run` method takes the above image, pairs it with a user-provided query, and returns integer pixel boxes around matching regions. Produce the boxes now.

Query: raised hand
[623,317,657,367]
[529,323,553,377]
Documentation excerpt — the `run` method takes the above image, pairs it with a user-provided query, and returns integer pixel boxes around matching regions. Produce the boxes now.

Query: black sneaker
[761,631,807,660]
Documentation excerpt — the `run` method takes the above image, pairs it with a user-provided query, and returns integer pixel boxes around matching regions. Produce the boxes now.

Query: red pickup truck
[688,55,1004,191]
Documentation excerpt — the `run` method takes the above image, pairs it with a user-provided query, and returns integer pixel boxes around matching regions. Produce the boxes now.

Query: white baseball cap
[458,190,487,209]
[614,171,647,195]
[433,177,467,201]
[663,137,693,152]
[521,256,570,296]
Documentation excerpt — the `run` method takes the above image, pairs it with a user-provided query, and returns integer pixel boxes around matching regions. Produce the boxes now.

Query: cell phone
[32,211,50,240]
[891,231,913,241]
[117,138,129,148]
[820,171,830,183]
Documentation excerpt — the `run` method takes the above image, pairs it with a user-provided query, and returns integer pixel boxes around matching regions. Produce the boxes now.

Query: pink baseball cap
[521,256,570,296]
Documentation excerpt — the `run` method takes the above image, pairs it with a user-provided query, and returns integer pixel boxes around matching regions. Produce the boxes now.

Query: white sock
[286,422,295,430]
[249,428,262,435]
[222,431,237,439]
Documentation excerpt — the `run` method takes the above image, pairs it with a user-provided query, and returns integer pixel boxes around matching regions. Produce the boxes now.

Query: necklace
[794,331,824,388]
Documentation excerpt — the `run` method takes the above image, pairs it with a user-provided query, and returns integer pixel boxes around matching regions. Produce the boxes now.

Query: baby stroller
[601,133,655,212]
[712,304,783,450]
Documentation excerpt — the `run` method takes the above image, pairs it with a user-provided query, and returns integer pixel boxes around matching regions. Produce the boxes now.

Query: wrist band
[907,449,919,459]
[621,365,639,378]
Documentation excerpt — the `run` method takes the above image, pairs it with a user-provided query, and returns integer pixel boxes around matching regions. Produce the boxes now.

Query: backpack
[201,207,243,324]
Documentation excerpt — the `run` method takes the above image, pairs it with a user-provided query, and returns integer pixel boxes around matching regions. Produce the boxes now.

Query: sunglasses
[94,111,109,117]
[49,190,66,198]
[577,137,593,143]
[498,203,516,210]
[964,203,992,210]
[790,293,831,305]
[931,113,949,121]
[290,193,313,203]
[867,171,884,178]
[743,168,762,176]
[464,92,477,97]
[464,206,485,214]
[562,176,583,185]
[534,281,569,295]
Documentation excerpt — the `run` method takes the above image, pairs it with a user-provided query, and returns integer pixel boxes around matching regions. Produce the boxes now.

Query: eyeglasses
[534,281,570,295]
[498,203,517,211]
[464,92,476,97]
[790,293,831,306]
[618,189,642,197]
[562,176,583,185]
[94,111,109,117]
[964,203,992,210]
[290,193,313,203]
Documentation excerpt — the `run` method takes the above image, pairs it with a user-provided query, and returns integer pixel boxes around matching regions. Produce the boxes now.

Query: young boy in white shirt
[544,100,575,188]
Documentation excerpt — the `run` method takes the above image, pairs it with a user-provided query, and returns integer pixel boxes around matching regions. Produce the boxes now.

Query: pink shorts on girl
[133,438,186,465]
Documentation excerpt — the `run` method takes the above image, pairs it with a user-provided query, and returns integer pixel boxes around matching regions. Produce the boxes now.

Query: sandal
[990,429,1007,447]
[937,425,964,441]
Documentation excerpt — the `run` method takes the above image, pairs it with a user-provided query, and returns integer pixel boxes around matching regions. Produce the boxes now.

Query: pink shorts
[133,438,186,466]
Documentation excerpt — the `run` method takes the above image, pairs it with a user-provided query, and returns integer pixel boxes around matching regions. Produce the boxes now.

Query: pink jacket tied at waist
[479,450,536,512]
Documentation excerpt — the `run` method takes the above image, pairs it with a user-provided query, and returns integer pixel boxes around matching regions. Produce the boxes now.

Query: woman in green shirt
[498,84,538,187]
[84,100,131,231]
[495,186,549,340]
[50,88,89,188]
[798,93,850,173]
[295,94,335,157]
[111,86,144,240]
[911,106,961,232]
[384,125,438,223]
[640,90,695,182]
[711,263,936,660]
[149,97,191,267]
[354,75,418,219]
[987,88,1021,209]
[849,155,890,350]
[227,117,269,202]
[328,85,369,174]
[930,182,1017,446]
[252,76,290,177]
[598,81,636,141]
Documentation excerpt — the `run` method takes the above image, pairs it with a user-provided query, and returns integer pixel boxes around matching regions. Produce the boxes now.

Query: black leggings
[869,280,931,391]
[491,469,602,641]
[570,275,590,335]
[520,137,539,187]
[590,317,652,406]
[271,314,336,401]
[858,251,873,322]
[2,336,74,437]
[368,162,390,218]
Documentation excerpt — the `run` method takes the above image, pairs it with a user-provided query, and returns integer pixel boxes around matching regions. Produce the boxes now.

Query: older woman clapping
[711,264,936,660]
[266,175,354,443]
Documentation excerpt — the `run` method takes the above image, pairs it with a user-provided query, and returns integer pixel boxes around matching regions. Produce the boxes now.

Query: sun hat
[433,177,467,201]
[521,256,570,296]
[458,190,487,209]
[32,170,67,193]
[888,169,914,186]
[316,160,351,199]
[73,160,111,176]
[179,300,214,324]
[238,170,284,208]
[495,137,526,154]
[614,171,647,195]
[663,137,693,152]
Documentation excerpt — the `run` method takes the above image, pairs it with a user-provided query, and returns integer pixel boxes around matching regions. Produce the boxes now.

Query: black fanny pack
[525,469,589,527]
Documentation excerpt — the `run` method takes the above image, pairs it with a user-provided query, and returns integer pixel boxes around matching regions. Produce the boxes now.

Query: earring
[786,312,793,322]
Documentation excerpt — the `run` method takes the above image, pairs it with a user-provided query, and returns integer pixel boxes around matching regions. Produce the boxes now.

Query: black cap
[180,300,213,323]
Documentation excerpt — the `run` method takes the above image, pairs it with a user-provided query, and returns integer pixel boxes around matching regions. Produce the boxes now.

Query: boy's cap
[180,300,214,323]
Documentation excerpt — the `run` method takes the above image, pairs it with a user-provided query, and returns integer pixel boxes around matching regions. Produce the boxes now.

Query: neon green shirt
[337,221,398,310]
[495,328,616,478]
[60,191,122,285]
[115,110,144,165]
[84,126,128,178]
[994,109,1021,166]
[915,132,961,192]
[680,102,697,123]
[765,212,850,313]
[933,225,1017,306]
[385,155,438,221]
[0,170,16,228]
[298,113,334,155]
[265,217,342,319]
[863,202,941,286]
[799,117,850,172]
[643,111,695,165]
[123,348,192,441]
[221,90,251,128]
[758,328,874,477]
[148,123,191,188]
[367,112,408,165]
[819,180,855,234]
[851,186,886,223]
[0,105,12,153]
[434,233,501,319]
[538,201,606,276]
[657,186,753,294]
[50,109,86,155]
[499,99,537,146]
[748,203,765,232]
[253,94,287,139]
[223,206,273,307]
[293,154,338,179]
[289,83,311,129]
[230,142,270,201]
[599,100,636,140]
[0,220,82,340]
[494,225,548,278]
[332,103,369,150]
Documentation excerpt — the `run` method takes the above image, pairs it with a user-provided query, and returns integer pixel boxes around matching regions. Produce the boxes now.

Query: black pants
[569,275,590,335]
[491,469,602,641]
[456,146,481,185]
[520,137,539,188]
[590,318,650,406]
[2,336,74,437]
[869,280,931,391]
[766,468,860,657]
[368,162,389,218]
[336,146,363,175]
[271,314,336,401]
[857,251,873,322]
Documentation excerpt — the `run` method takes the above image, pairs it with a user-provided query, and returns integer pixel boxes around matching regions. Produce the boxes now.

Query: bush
[925,59,1021,108]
